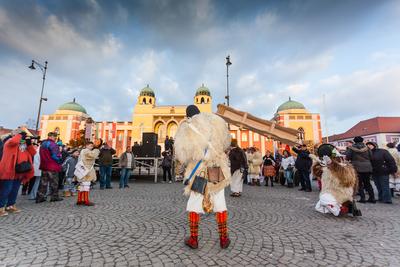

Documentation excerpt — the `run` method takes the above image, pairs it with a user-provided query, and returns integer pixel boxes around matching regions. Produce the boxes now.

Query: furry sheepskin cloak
[174,112,231,195]
[311,155,357,204]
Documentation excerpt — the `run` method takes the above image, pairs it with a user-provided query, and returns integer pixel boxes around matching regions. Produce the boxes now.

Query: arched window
[167,122,178,138]
[149,98,152,104]
[154,122,164,139]
[298,127,305,141]
[142,98,147,104]
[201,97,205,104]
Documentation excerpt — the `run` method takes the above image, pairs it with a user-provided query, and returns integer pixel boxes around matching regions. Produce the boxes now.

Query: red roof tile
[328,117,400,141]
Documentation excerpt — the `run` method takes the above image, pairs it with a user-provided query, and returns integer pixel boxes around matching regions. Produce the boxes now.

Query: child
[62,149,79,197]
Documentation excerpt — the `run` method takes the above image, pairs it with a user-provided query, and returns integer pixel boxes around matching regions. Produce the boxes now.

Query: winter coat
[247,151,263,175]
[292,147,312,171]
[345,143,373,173]
[388,148,400,175]
[370,148,397,176]
[119,152,135,169]
[63,156,78,178]
[161,154,172,168]
[0,134,36,182]
[98,147,116,166]
[229,147,248,175]
[281,156,295,170]
[78,148,100,182]
[33,147,41,177]
[39,139,62,172]
[263,155,275,166]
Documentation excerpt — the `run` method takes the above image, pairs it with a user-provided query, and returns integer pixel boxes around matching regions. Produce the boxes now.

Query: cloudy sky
[1,0,399,136]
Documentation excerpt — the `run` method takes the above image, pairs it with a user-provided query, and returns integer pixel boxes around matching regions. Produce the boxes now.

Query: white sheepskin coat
[174,112,231,195]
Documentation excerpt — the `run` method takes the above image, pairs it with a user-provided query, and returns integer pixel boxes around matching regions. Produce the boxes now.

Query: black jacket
[98,147,116,166]
[263,155,275,166]
[229,147,248,175]
[292,147,312,171]
[370,148,398,176]
[346,143,373,173]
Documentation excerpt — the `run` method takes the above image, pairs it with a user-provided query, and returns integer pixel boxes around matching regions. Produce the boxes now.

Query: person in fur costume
[76,141,100,206]
[311,144,361,216]
[175,105,231,249]
[246,147,263,186]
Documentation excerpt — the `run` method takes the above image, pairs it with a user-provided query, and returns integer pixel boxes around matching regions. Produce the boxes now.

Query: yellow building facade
[131,84,212,143]
[273,97,322,145]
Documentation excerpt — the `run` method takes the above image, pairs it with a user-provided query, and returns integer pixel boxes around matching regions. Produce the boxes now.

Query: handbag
[207,167,225,184]
[74,160,93,180]
[15,161,32,173]
[263,165,276,177]
[190,171,208,194]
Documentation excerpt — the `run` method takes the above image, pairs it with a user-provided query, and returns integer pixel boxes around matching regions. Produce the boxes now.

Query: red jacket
[0,134,36,181]
[39,139,62,172]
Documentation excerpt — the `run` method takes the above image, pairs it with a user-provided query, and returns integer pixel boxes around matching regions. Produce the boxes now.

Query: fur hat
[353,136,364,143]
[231,139,238,147]
[186,105,200,118]
[317,144,335,158]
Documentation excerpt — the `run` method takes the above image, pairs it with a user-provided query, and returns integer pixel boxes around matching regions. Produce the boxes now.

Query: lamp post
[225,55,232,106]
[29,60,48,132]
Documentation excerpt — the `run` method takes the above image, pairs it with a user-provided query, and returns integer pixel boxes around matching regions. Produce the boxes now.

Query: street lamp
[29,60,48,132]
[225,55,232,106]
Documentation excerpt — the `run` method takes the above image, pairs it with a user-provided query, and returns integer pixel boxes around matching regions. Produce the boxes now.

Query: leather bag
[207,167,225,184]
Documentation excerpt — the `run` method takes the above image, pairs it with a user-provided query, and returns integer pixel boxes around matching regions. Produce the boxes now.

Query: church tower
[138,84,156,106]
[194,83,212,113]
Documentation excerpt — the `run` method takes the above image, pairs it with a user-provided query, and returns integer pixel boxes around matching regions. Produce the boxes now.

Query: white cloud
[318,66,400,133]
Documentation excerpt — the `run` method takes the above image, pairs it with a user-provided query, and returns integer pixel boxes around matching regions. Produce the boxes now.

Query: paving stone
[0,181,399,266]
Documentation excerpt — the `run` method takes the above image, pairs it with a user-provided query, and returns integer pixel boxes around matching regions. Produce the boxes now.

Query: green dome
[277,97,305,112]
[140,85,155,97]
[58,99,87,114]
[195,83,211,96]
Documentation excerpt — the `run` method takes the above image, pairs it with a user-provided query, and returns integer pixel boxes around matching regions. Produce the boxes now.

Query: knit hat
[186,105,200,118]
[353,136,364,143]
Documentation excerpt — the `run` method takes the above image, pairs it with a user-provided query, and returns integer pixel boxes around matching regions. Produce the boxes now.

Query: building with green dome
[40,98,91,143]
[57,99,88,114]
[274,97,322,144]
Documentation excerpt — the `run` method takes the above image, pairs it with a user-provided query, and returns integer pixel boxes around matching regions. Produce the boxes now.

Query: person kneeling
[312,144,361,217]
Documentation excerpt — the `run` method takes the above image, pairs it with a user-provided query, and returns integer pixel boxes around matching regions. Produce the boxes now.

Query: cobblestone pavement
[1,180,399,267]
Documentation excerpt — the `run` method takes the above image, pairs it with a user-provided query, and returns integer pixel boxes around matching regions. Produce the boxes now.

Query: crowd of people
[227,136,400,207]
[228,142,315,196]
[0,125,399,220]
[0,129,138,216]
